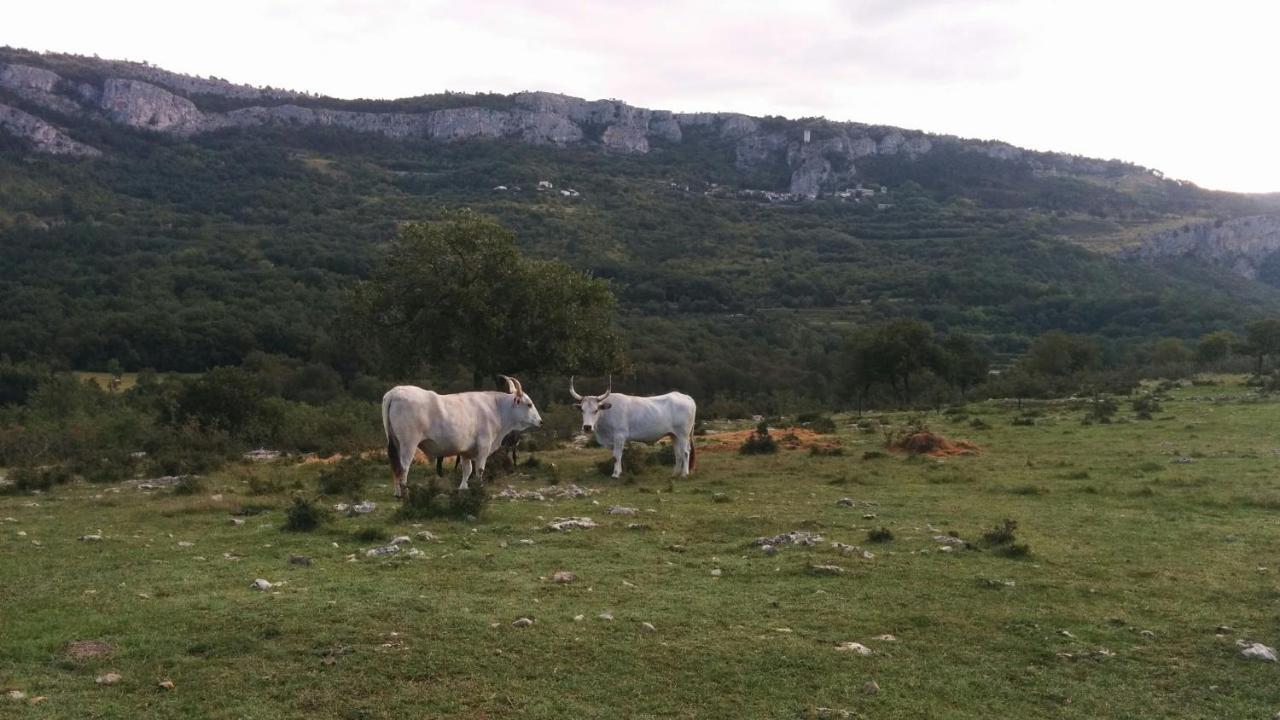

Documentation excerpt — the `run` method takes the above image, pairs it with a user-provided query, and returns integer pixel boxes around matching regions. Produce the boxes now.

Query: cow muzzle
[582,425,593,433]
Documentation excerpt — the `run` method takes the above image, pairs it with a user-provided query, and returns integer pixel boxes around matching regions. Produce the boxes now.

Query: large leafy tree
[347,212,623,385]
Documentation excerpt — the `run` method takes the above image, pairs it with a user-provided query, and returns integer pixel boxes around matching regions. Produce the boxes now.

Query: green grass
[4,379,1280,718]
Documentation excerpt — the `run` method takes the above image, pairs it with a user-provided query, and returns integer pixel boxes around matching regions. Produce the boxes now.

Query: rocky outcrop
[1124,216,1280,280]
[0,52,1158,193]
[100,78,205,133]
[0,103,100,156]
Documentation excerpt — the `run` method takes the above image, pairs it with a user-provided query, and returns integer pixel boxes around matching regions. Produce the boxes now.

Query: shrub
[1011,416,1036,427]
[352,526,389,543]
[1084,395,1118,424]
[395,477,489,521]
[3,466,73,494]
[969,417,990,430]
[803,415,838,434]
[173,475,205,496]
[1132,394,1162,420]
[867,527,894,543]
[981,519,1018,545]
[981,519,1029,557]
[862,450,887,461]
[739,421,778,455]
[809,445,844,457]
[283,495,330,532]
[316,458,374,496]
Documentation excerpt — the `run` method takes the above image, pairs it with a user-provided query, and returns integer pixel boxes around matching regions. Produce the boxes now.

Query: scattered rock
[835,642,872,655]
[710,568,722,577]
[862,513,877,520]
[607,506,638,515]
[1138,629,1156,638]
[365,545,400,558]
[158,679,175,690]
[29,695,47,705]
[1242,643,1277,662]
[932,534,966,546]
[229,518,244,526]
[754,530,823,547]
[760,544,777,555]
[288,555,312,566]
[250,579,273,591]
[711,492,731,503]
[95,672,123,685]
[640,622,657,633]
[836,497,856,507]
[809,563,845,576]
[78,534,103,542]
[545,517,596,532]
[7,690,26,701]
[415,530,437,541]
[573,614,585,622]
[177,541,194,547]
[863,679,880,695]
[389,536,412,546]
[511,617,534,628]
[552,570,576,584]
[598,612,614,621]
[980,577,1016,588]
[351,501,376,514]
[626,523,651,530]
[243,448,282,462]
[1058,630,1076,639]
[872,634,897,642]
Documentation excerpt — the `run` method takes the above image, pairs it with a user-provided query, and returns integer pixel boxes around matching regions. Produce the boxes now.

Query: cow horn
[569,376,582,401]
[499,374,517,395]
[599,374,611,401]
[512,377,524,397]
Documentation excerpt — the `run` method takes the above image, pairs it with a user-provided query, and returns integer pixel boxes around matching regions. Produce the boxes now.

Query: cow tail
[688,439,697,472]
[383,396,404,480]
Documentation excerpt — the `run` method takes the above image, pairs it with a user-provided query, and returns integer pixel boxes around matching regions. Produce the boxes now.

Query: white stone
[836,642,873,655]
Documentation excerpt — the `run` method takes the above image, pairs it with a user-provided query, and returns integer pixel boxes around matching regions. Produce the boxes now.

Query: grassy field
[4,379,1280,718]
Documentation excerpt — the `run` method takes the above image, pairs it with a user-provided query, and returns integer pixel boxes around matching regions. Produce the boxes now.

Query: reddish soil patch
[65,640,115,660]
[701,427,841,453]
[888,431,981,457]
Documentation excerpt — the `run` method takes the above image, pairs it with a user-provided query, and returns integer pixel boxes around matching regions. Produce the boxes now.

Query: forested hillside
[3,47,1279,406]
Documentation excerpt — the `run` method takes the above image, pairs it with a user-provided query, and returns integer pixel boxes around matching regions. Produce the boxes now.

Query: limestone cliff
[0,102,100,156]
[1124,216,1280,280]
[0,51,1158,197]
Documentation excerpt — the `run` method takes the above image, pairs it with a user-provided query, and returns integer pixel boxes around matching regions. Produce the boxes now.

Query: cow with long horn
[570,375,697,479]
[381,375,543,498]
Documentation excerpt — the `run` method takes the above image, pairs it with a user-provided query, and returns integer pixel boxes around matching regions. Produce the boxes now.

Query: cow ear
[599,402,612,410]
[572,403,582,410]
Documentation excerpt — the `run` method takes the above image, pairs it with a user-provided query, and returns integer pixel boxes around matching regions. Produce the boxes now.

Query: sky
[7,0,1279,192]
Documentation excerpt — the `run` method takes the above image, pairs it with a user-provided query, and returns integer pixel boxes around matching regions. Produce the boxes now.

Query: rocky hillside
[1,47,1162,199]
[2,47,1279,381]
[1124,215,1280,282]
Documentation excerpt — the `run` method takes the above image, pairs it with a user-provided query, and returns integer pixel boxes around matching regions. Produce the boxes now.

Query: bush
[969,417,990,430]
[395,477,489,521]
[867,527,894,543]
[352,526,389,543]
[1131,394,1162,420]
[316,458,375,496]
[283,495,330,532]
[980,519,1030,557]
[862,450,887,460]
[739,421,778,455]
[809,445,844,457]
[801,414,837,434]
[173,475,205,495]
[1083,395,1118,424]
[3,466,73,494]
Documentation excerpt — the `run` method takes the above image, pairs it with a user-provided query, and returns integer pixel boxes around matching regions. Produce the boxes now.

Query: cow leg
[611,439,625,479]
[458,457,474,491]
[673,435,691,477]
[473,455,488,488]
[395,444,417,498]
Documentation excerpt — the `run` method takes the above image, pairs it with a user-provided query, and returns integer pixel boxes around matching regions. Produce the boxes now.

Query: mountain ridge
[1,47,1167,199]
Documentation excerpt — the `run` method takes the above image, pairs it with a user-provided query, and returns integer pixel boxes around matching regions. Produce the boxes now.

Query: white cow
[570,376,697,478]
[382,376,542,497]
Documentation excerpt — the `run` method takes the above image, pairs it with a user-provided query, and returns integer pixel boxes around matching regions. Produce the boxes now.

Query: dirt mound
[888,431,981,457]
[65,640,115,660]
[702,427,840,453]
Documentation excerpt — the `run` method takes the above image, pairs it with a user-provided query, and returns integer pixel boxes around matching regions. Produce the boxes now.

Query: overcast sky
[8,1,1278,192]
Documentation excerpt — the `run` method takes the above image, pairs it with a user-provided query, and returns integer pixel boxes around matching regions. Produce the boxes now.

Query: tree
[1148,337,1191,367]
[1239,319,1280,374]
[347,213,623,385]
[1022,330,1100,377]
[842,319,942,406]
[939,333,990,399]
[1195,330,1236,365]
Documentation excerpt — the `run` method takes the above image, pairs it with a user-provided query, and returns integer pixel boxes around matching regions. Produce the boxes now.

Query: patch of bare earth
[65,640,115,660]
[888,431,981,457]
